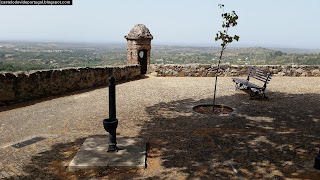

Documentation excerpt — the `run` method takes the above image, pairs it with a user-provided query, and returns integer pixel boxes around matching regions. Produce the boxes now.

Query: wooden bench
[232,67,273,99]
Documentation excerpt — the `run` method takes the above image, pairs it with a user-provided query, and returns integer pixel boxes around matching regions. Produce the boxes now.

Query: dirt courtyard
[0,76,320,179]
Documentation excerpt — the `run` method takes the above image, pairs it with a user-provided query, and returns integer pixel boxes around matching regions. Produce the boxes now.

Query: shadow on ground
[5,90,320,179]
[139,91,320,179]
[5,135,143,180]
[0,75,148,112]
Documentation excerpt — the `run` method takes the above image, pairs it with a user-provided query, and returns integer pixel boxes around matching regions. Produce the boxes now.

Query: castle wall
[150,64,320,77]
[2,63,319,106]
[0,65,140,106]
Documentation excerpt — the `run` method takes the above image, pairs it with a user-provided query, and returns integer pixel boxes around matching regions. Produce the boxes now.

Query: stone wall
[150,64,320,77]
[0,65,140,106]
[126,39,152,65]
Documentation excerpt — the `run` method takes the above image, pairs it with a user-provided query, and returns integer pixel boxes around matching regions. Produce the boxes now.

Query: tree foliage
[274,51,284,57]
[215,4,240,50]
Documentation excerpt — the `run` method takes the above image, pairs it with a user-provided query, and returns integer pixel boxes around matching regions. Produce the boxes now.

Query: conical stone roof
[125,24,153,40]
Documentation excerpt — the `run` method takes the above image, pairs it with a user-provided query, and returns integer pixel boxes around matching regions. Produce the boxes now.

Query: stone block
[68,137,146,171]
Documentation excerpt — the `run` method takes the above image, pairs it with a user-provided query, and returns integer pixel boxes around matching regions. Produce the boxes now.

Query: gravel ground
[0,76,320,179]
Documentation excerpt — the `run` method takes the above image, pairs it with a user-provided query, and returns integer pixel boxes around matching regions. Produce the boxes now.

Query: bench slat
[232,78,263,89]
[252,71,272,77]
[247,67,270,73]
[252,75,270,82]
[247,69,272,82]
[251,68,270,73]
[233,78,246,83]
[250,70,271,76]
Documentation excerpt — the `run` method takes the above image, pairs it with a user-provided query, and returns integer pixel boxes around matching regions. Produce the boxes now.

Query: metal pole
[109,76,116,119]
[108,76,117,151]
[102,76,118,152]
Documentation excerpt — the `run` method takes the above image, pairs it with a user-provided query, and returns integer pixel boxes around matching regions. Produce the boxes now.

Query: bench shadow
[138,91,320,179]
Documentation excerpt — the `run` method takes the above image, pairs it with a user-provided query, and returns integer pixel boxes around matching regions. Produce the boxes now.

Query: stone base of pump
[68,137,146,171]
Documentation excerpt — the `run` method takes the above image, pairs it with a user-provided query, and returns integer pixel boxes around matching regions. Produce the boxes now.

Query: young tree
[213,4,239,111]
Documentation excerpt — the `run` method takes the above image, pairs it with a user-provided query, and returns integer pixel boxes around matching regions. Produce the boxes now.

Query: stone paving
[0,76,320,179]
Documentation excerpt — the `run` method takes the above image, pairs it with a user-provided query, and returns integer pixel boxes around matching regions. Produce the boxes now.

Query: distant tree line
[1,44,320,72]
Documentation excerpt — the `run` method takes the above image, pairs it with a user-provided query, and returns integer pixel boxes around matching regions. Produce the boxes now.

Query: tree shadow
[5,135,143,180]
[4,90,320,179]
[139,91,320,179]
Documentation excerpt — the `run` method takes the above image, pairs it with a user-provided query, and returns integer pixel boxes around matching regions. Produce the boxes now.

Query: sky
[0,0,319,49]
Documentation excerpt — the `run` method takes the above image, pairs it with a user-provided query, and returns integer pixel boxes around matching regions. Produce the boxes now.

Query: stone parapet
[0,65,140,106]
[150,64,320,77]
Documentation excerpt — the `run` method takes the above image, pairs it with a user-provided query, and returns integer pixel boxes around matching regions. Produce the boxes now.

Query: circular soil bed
[192,104,236,116]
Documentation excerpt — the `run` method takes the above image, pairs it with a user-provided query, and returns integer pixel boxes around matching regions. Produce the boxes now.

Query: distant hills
[0,41,319,72]
[1,41,320,54]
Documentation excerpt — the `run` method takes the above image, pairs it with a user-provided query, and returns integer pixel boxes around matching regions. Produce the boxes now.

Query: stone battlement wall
[150,64,320,77]
[0,65,141,106]
[2,63,320,106]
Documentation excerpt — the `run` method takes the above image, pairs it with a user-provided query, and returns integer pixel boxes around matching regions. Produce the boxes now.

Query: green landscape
[1,42,320,72]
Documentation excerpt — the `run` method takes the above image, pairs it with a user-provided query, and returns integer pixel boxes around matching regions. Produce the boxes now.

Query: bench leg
[249,89,268,100]
[260,90,268,100]
[235,82,241,90]
[249,90,256,100]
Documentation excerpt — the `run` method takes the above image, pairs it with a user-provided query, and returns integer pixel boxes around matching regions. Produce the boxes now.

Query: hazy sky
[0,0,319,48]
